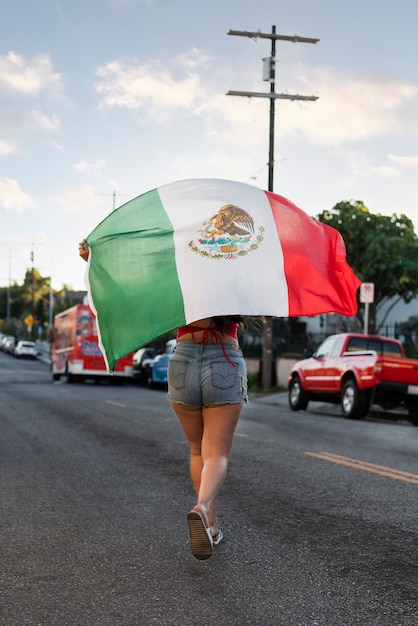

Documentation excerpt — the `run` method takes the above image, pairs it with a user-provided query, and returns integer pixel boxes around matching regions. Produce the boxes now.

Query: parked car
[0,335,15,352]
[14,340,37,359]
[132,346,157,384]
[2,336,16,354]
[145,339,176,388]
[288,332,418,424]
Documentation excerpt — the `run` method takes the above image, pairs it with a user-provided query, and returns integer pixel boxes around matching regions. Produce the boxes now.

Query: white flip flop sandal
[212,529,224,546]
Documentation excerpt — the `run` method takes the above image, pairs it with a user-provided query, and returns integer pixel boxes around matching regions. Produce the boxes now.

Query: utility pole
[227,26,319,389]
[31,246,35,341]
[7,250,12,322]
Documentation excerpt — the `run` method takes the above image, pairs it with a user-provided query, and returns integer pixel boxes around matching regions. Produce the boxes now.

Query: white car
[0,335,14,351]
[2,336,16,354]
[14,340,37,359]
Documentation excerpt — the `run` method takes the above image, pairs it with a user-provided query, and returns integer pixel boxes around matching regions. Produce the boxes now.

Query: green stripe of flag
[86,188,185,370]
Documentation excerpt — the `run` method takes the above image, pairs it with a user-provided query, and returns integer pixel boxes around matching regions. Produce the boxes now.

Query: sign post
[360,283,374,334]
[24,314,34,338]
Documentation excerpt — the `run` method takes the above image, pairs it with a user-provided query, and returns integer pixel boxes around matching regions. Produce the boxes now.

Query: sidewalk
[250,391,289,405]
[35,341,51,366]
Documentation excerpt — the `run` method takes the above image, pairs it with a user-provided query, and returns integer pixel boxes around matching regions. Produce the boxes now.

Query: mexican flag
[84,179,361,370]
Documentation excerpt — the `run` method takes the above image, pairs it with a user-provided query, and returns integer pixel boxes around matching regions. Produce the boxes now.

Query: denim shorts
[168,341,248,407]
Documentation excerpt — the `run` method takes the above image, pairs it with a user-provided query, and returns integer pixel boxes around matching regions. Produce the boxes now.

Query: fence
[240,319,418,361]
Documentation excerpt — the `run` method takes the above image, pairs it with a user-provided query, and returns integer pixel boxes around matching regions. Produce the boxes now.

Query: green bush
[247,372,286,394]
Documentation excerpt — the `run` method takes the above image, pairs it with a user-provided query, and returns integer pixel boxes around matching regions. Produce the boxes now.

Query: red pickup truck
[288,333,418,425]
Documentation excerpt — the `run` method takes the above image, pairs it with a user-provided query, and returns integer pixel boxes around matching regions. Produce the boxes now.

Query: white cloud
[95,49,210,122]
[279,66,418,146]
[373,164,401,179]
[0,139,18,156]
[74,159,106,177]
[48,139,66,151]
[30,110,61,132]
[0,53,64,154]
[94,53,418,153]
[343,150,400,180]
[48,184,107,217]
[196,92,269,150]
[0,177,37,212]
[0,51,63,96]
[388,154,418,170]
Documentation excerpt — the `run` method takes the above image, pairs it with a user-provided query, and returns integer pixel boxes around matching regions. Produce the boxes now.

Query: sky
[1,0,418,292]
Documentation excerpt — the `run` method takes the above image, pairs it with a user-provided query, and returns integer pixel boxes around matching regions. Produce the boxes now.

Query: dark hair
[211,316,260,333]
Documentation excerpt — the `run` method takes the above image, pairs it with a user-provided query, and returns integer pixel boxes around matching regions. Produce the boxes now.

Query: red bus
[51,303,134,383]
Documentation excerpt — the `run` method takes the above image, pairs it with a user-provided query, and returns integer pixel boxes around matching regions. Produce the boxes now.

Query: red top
[177,322,238,340]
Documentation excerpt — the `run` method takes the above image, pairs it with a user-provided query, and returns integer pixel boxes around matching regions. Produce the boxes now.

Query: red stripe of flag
[266,191,361,317]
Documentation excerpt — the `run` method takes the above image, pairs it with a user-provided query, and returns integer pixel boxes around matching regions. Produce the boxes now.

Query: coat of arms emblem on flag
[188,203,265,259]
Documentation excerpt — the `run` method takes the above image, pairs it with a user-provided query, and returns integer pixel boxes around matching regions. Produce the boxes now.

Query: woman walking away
[168,316,248,560]
[79,241,248,560]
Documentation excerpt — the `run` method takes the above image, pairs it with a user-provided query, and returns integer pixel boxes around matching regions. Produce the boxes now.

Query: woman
[79,241,248,560]
[168,316,248,560]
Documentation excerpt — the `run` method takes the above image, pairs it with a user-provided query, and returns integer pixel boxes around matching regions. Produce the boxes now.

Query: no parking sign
[360,283,374,304]
[360,283,374,334]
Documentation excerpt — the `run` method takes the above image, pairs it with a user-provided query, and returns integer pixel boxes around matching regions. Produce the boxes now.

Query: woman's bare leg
[170,402,203,495]
[171,401,242,533]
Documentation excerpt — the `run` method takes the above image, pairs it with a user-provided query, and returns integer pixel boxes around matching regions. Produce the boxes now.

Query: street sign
[24,314,34,327]
[360,283,374,304]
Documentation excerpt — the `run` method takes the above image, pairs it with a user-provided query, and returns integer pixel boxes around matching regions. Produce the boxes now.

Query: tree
[317,200,418,333]
[0,267,88,339]
[0,270,55,339]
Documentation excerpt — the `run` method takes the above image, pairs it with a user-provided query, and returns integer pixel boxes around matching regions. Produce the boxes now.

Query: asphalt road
[1,351,417,626]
